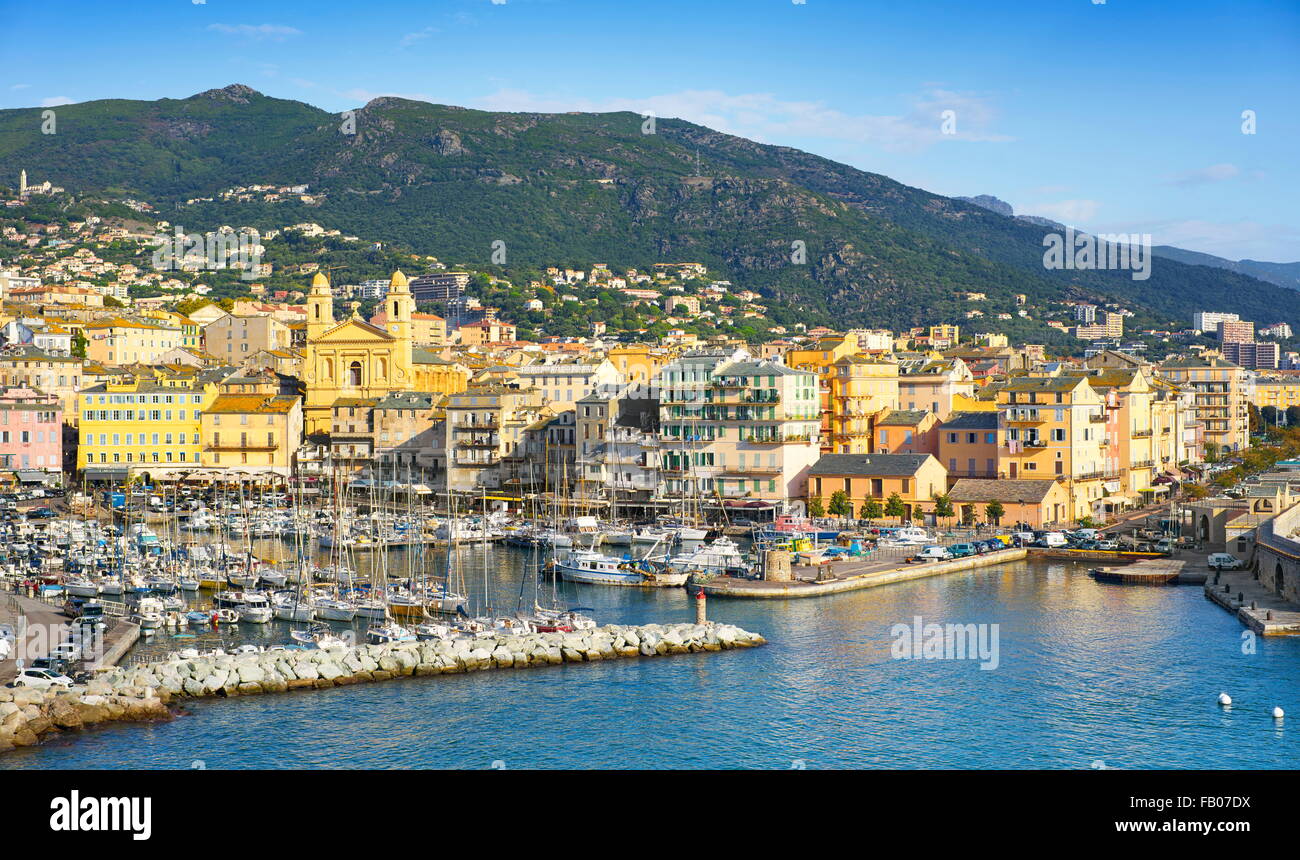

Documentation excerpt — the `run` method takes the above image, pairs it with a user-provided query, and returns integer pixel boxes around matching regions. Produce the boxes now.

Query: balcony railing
[1131,429,1152,438]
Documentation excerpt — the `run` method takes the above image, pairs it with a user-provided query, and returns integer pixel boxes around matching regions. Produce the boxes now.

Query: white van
[1042,532,1069,547]
[1074,528,1100,541]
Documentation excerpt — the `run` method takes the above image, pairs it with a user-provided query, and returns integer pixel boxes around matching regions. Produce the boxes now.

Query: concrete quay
[1204,568,1300,636]
[691,547,1029,599]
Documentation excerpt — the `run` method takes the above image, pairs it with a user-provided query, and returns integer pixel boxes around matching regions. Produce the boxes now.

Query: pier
[1204,568,1300,636]
[692,547,1028,599]
[0,621,765,752]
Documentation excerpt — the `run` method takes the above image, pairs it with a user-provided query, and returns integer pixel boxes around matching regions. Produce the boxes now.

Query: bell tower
[387,270,414,387]
[306,272,334,341]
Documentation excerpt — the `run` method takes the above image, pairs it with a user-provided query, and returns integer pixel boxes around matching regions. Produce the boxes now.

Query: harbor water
[3,545,1298,769]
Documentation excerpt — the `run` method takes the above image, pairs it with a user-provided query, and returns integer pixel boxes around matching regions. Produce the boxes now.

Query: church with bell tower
[302,270,418,434]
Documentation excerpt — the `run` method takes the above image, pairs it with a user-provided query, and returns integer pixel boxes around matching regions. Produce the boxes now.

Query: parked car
[948,543,976,558]
[1096,539,1118,550]
[1207,552,1243,570]
[7,668,73,689]
[915,545,953,562]
[1154,538,1174,554]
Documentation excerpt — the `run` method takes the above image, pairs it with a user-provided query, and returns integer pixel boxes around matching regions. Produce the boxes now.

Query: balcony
[1088,413,1107,423]
[746,434,812,444]
[453,421,499,431]
[1005,410,1046,423]
[719,466,783,477]
[1131,429,1153,438]
[1075,470,1105,481]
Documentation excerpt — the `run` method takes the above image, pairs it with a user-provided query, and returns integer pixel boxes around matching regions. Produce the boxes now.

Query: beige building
[1158,355,1249,455]
[203,314,292,363]
[443,384,547,492]
[658,352,820,501]
[201,393,303,477]
[84,318,183,366]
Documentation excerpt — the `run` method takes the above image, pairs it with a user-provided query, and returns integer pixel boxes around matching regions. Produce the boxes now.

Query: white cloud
[10,83,30,91]
[40,96,74,107]
[474,87,1012,152]
[1164,163,1242,186]
[207,24,302,41]
[1016,199,1101,223]
[399,27,439,48]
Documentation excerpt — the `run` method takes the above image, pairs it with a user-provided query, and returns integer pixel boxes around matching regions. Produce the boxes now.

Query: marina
[3,549,1298,770]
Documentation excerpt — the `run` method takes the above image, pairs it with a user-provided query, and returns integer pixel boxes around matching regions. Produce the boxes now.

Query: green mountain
[1152,246,1300,293]
[2,84,1296,336]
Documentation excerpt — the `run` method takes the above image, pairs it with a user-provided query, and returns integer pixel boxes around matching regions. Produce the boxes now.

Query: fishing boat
[134,596,165,631]
[185,610,211,627]
[555,549,688,587]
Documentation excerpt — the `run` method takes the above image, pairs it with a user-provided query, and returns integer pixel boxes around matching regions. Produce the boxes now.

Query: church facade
[303,271,468,434]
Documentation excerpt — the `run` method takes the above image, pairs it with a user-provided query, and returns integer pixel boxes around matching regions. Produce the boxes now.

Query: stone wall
[1,622,765,753]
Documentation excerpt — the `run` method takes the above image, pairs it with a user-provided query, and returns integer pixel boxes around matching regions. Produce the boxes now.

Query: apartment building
[1158,355,1250,454]
[873,409,939,455]
[658,352,820,501]
[371,391,440,472]
[0,348,84,423]
[329,397,379,474]
[937,411,1000,482]
[202,314,292,362]
[77,374,221,479]
[84,318,184,366]
[828,355,898,454]
[0,387,62,472]
[200,394,303,476]
[995,376,1108,520]
[574,389,660,501]
[785,334,862,448]
[896,357,975,420]
[512,358,623,410]
[442,384,547,492]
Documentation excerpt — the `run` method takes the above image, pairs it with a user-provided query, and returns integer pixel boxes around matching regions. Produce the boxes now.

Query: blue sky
[3,0,1297,260]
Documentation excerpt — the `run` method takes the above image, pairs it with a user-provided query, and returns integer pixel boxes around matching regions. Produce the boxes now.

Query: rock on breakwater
[1,622,765,753]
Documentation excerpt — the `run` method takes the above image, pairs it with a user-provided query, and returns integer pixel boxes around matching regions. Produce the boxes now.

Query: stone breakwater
[0,622,765,753]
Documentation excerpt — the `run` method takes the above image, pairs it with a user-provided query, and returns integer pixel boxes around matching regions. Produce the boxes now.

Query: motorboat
[366,623,417,644]
[313,597,358,622]
[238,594,273,624]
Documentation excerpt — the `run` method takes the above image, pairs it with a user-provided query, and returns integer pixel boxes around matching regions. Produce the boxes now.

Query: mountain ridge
[2,85,1297,336]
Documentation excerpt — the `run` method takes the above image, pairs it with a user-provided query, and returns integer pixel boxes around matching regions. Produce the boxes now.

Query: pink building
[0,387,63,473]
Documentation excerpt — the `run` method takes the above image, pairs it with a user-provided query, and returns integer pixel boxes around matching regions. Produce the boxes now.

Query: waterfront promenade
[0,592,66,685]
[1205,568,1300,636]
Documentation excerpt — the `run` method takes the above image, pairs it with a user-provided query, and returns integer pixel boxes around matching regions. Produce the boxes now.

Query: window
[349,362,363,387]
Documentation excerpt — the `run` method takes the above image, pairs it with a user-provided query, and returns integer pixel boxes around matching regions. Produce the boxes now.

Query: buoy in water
[1218,693,1232,706]
[1272,707,1285,719]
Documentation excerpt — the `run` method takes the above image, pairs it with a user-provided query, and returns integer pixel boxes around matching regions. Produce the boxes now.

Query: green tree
[985,500,1005,525]
[933,493,954,526]
[806,497,825,518]
[884,492,906,522]
[827,489,852,519]
[862,499,883,521]
[1203,441,1221,463]
[71,329,88,358]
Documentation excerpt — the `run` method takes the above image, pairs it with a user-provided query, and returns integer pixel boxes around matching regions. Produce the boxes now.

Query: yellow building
[995,376,1107,521]
[1252,373,1300,412]
[76,373,220,478]
[828,355,898,454]
[201,394,303,476]
[303,271,468,434]
[142,310,202,349]
[84,317,183,366]
[785,334,861,449]
[606,344,667,389]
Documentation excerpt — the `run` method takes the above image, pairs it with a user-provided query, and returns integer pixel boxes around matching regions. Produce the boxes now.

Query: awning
[83,468,130,481]
[15,470,50,484]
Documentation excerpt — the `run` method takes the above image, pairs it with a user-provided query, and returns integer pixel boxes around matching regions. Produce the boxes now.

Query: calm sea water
[3,544,1298,769]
